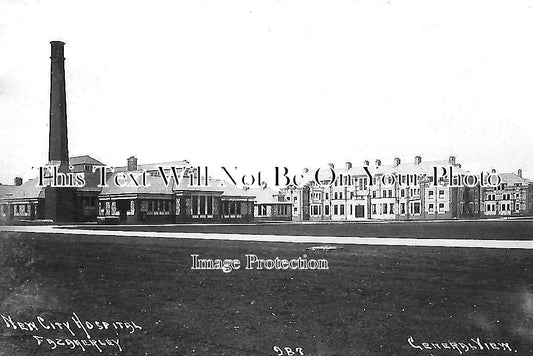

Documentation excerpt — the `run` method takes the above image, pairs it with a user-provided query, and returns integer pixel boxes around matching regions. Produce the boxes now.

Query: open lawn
[0,231,532,355]
[65,220,533,240]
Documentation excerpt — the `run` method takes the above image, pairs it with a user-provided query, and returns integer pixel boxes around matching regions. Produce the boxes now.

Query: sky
[1,0,533,184]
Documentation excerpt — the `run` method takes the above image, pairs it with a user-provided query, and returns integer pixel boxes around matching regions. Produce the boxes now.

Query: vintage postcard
[1,1,532,355]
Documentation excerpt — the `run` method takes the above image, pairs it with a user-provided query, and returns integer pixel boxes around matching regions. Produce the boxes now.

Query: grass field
[0,230,532,355]
[65,220,533,240]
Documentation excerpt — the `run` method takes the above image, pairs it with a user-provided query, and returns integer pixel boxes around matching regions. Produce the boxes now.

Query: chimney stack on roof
[414,156,422,165]
[14,177,23,186]
[127,156,138,171]
[491,168,496,173]
[375,159,381,167]
[328,163,335,169]
[448,155,456,166]
[363,160,370,166]
[393,157,401,167]
[518,169,523,178]
[345,162,352,170]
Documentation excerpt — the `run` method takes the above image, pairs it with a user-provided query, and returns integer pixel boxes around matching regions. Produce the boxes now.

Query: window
[312,205,321,216]
[412,202,420,214]
[401,189,405,198]
[334,192,338,200]
[372,204,376,214]
[325,193,329,200]
[438,203,445,211]
[383,203,388,214]
[340,204,344,215]
[339,192,343,200]
[334,205,338,215]
[438,190,445,199]
[207,197,213,215]
[372,191,376,198]
[400,203,405,214]
[199,196,206,214]
[192,198,198,215]
[429,191,434,198]
[429,203,434,212]
[389,203,394,214]
[324,205,330,215]
[294,196,298,202]
[383,190,387,198]
[388,190,393,197]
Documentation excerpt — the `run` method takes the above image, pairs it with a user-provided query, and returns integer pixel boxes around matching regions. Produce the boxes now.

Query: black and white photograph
[1,0,533,355]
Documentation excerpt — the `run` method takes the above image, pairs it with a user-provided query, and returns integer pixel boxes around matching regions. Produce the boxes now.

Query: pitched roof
[500,173,530,185]
[302,159,468,186]
[248,187,290,204]
[219,181,255,198]
[0,178,45,200]
[173,177,255,198]
[114,160,190,173]
[0,185,18,199]
[69,155,105,166]
[370,160,468,176]
[100,172,175,196]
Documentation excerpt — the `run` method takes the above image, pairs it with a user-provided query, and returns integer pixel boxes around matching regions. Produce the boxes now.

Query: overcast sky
[1,0,533,184]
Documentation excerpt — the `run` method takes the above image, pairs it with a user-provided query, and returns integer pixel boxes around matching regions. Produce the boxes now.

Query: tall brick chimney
[48,41,69,165]
[45,41,75,222]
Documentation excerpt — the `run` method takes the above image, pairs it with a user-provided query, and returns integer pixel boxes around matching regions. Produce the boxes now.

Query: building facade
[481,170,533,217]
[250,187,292,221]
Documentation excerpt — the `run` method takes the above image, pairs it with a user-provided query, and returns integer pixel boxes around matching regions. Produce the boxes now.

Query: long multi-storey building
[292,156,532,221]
